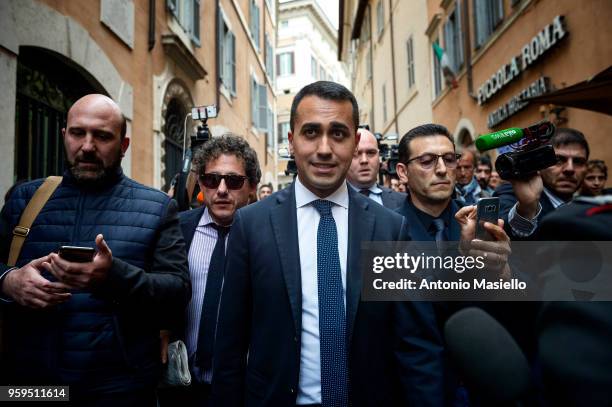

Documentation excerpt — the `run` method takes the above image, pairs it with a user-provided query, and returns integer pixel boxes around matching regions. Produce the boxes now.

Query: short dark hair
[477,155,493,171]
[192,133,262,186]
[587,159,608,179]
[258,183,273,192]
[552,128,590,159]
[290,81,359,132]
[398,123,454,164]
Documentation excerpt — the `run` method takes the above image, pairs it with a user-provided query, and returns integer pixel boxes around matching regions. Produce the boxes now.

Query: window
[218,12,236,93]
[167,0,201,46]
[382,83,387,123]
[366,48,372,80]
[265,34,274,79]
[251,76,268,131]
[266,103,274,152]
[278,122,290,145]
[432,39,442,97]
[277,52,294,76]
[250,0,260,50]
[376,1,384,37]
[280,20,288,29]
[406,36,415,88]
[444,2,464,72]
[311,56,318,79]
[474,0,504,48]
[320,66,325,81]
[360,8,370,43]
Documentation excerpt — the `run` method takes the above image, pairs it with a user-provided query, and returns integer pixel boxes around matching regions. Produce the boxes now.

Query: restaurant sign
[477,15,567,105]
[487,76,550,128]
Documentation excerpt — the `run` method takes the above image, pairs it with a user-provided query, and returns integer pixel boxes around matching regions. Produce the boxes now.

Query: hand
[160,330,170,364]
[43,234,113,289]
[455,205,477,242]
[1,256,72,308]
[468,220,512,280]
[511,173,543,220]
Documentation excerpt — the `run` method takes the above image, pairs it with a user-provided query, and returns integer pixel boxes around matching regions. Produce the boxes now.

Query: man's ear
[120,137,130,157]
[396,162,409,184]
[354,130,361,154]
[288,131,294,155]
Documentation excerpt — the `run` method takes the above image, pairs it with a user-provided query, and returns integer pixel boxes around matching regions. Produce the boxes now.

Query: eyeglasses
[199,173,248,189]
[555,155,587,167]
[406,153,462,170]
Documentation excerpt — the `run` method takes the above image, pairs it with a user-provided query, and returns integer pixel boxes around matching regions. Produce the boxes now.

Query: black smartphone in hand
[476,197,500,240]
[58,246,95,263]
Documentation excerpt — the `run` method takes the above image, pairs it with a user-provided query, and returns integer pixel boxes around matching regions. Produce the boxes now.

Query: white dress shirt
[348,182,383,205]
[294,178,349,405]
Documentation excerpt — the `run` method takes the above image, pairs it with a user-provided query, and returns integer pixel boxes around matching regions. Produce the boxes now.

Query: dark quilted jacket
[0,169,190,395]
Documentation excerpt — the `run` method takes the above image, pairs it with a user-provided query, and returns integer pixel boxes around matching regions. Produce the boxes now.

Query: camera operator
[495,128,590,239]
[455,147,492,204]
[346,127,405,209]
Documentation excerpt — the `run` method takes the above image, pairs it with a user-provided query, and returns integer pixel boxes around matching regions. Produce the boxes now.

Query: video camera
[475,121,557,180]
[174,104,218,211]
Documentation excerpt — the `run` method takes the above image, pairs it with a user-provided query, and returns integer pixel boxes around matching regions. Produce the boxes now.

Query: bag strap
[7,176,62,267]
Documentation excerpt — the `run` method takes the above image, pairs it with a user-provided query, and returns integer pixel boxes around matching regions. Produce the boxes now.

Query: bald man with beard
[346,128,405,209]
[0,94,190,405]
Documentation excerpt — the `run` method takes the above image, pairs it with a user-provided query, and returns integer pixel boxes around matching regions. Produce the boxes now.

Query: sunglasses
[406,153,462,170]
[200,173,248,189]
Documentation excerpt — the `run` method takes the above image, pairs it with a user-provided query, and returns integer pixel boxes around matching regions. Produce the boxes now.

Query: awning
[525,65,612,116]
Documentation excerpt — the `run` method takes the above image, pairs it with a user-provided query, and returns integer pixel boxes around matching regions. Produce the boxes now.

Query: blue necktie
[196,224,230,371]
[311,199,349,407]
[432,218,446,243]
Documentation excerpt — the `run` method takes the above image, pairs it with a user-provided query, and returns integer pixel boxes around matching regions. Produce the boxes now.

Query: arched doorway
[15,47,107,180]
[160,80,193,191]
[457,128,474,149]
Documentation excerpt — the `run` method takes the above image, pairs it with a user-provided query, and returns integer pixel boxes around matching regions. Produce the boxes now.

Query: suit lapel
[181,206,205,251]
[346,189,375,345]
[449,200,461,241]
[270,184,302,337]
[397,199,432,241]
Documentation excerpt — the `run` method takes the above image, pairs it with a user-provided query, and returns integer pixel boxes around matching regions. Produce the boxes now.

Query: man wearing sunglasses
[169,134,260,406]
[494,128,590,239]
[213,81,444,406]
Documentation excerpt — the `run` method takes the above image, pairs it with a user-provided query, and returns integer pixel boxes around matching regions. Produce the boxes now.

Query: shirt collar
[408,198,452,231]
[197,206,234,228]
[543,187,567,208]
[347,182,382,195]
[295,177,349,209]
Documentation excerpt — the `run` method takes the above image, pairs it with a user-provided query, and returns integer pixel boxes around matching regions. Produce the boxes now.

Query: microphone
[444,307,531,404]
[475,127,525,152]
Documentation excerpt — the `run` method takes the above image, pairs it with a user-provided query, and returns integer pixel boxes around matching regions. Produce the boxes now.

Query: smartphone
[475,197,500,240]
[58,246,95,263]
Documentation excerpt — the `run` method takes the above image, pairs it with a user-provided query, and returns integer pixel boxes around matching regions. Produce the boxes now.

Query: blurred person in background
[580,159,608,196]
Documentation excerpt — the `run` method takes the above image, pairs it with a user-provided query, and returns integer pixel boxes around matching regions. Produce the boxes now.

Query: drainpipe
[215,0,221,111]
[462,0,476,99]
[388,0,399,135]
[368,3,375,130]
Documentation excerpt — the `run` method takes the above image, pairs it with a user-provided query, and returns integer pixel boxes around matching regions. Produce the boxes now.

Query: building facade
[275,0,348,188]
[427,0,612,169]
[0,0,277,197]
[339,0,434,140]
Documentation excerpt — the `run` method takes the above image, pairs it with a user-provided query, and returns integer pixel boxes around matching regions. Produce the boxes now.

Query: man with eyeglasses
[395,124,510,268]
[494,128,590,239]
[346,127,405,209]
[165,134,261,406]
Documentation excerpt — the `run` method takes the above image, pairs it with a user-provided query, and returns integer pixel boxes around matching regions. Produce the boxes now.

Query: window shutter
[290,52,295,74]
[218,11,224,83]
[167,0,178,17]
[276,54,280,75]
[456,1,464,68]
[251,77,258,126]
[191,0,201,46]
[258,84,267,131]
[230,32,236,93]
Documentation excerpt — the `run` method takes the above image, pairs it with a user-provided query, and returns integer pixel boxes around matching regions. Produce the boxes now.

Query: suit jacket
[380,186,406,210]
[212,183,445,407]
[396,197,462,241]
[494,182,555,239]
[173,206,206,340]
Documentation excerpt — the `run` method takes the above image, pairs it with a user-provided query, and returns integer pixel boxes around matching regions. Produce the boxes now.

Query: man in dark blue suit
[161,135,261,406]
[494,128,590,240]
[346,127,405,210]
[213,82,444,407]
